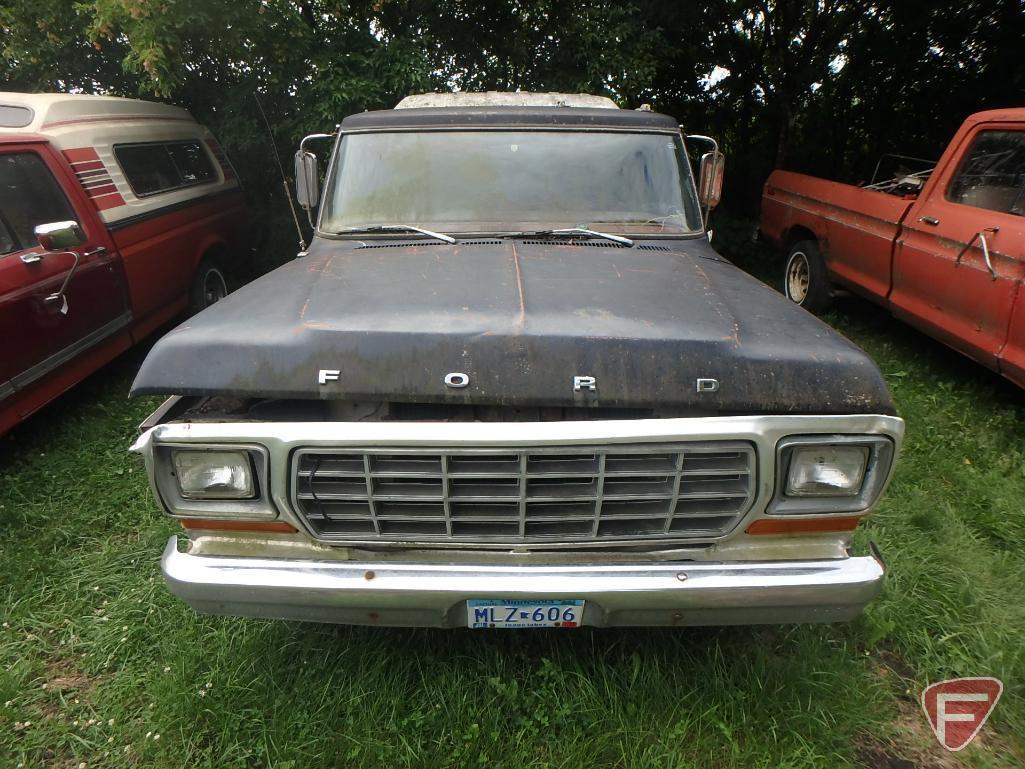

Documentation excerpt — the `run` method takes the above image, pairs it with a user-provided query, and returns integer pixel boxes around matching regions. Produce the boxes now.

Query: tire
[189,257,229,314]
[784,240,832,313]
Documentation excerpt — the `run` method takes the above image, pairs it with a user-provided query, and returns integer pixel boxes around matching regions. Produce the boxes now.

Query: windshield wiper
[514,227,633,247]
[335,224,457,244]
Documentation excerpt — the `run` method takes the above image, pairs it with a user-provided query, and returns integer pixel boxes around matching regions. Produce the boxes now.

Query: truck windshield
[319,130,703,235]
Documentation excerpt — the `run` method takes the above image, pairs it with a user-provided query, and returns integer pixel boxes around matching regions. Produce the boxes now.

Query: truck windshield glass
[320,130,703,235]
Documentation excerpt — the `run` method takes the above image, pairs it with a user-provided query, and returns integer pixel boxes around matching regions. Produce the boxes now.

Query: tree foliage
[2,0,1023,224]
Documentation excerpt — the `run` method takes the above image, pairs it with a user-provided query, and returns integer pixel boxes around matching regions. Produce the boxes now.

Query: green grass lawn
[2,235,1024,768]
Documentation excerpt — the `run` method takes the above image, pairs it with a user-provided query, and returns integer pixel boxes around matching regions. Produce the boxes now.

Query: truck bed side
[760,170,916,302]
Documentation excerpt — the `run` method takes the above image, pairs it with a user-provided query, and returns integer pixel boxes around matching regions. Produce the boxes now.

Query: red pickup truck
[0,92,248,436]
[760,108,1025,389]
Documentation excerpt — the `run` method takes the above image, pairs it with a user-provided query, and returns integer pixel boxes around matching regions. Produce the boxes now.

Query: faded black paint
[131,237,895,416]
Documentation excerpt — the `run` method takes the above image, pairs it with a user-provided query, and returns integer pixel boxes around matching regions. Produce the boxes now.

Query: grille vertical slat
[517,454,528,538]
[361,454,381,535]
[293,442,755,544]
[591,453,607,538]
[441,455,453,537]
[662,450,686,534]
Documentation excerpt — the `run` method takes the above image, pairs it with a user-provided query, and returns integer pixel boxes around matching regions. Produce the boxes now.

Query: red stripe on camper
[62,148,125,212]
[91,192,125,211]
[62,147,100,163]
[84,182,118,197]
[70,160,106,173]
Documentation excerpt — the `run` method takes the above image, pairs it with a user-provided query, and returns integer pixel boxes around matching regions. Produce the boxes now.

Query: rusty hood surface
[131,237,895,415]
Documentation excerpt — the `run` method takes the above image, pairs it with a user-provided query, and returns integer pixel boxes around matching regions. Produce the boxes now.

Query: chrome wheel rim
[203,268,228,307]
[786,252,810,303]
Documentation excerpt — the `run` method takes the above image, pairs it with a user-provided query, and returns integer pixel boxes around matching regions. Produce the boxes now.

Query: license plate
[466,599,584,628]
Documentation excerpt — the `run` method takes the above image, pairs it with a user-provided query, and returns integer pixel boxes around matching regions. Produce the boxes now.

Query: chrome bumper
[161,537,885,627]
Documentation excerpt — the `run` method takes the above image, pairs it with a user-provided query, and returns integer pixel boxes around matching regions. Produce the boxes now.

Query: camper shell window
[114,141,217,197]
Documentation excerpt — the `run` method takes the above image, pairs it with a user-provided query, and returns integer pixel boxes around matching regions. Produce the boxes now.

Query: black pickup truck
[131,92,902,629]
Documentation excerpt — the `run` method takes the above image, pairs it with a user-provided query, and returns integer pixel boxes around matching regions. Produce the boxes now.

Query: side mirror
[35,220,86,251]
[698,151,725,210]
[294,150,319,210]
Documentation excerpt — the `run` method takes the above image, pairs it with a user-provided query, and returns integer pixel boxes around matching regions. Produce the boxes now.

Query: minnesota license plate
[466,599,584,628]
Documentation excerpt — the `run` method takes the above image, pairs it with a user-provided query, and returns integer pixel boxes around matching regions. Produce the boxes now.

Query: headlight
[172,449,255,499]
[785,445,868,497]
[770,435,895,515]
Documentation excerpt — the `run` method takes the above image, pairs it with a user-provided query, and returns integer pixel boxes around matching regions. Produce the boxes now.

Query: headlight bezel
[769,434,895,515]
[152,442,276,519]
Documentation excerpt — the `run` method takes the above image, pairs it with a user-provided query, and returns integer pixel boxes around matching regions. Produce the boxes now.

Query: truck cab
[0,93,248,435]
[131,92,903,629]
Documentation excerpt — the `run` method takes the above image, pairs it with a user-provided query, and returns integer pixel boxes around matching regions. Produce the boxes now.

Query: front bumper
[161,537,886,627]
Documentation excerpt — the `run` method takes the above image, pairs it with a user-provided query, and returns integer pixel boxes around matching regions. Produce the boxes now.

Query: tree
[0,0,139,93]
[2,0,1023,234]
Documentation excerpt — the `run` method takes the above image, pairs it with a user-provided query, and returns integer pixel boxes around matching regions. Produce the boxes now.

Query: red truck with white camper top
[760,108,1025,389]
[0,93,248,436]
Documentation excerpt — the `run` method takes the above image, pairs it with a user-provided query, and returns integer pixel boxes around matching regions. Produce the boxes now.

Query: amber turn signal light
[746,516,863,535]
[179,518,298,533]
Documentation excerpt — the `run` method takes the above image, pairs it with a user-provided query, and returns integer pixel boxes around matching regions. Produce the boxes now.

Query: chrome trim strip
[135,413,905,551]
[160,536,887,627]
[0,380,14,402]
[6,311,132,396]
[138,395,184,431]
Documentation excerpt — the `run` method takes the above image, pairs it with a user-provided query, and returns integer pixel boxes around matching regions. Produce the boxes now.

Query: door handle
[955,227,1000,280]
[43,249,83,315]
[918,216,940,226]
[20,245,102,266]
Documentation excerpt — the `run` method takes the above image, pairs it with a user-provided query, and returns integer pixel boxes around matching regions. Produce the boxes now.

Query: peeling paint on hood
[131,237,895,415]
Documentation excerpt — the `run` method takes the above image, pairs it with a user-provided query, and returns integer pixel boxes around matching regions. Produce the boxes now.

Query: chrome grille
[291,443,756,544]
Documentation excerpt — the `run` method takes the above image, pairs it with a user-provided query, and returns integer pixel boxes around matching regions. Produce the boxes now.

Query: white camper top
[0,92,237,224]
[0,92,193,133]
[395,92,619,110]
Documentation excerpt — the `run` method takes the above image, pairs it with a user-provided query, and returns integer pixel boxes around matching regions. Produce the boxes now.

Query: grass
[1,223,1024,768]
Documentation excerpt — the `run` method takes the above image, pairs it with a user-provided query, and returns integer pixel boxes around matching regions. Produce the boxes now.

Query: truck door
[0,144,130,396]
[891,124,1025,371]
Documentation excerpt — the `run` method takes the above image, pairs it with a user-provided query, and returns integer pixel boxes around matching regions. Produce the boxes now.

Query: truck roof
[959,107,1025,128]
[342,91,675,132]
[341,105,678,132]
[0,92,194,132]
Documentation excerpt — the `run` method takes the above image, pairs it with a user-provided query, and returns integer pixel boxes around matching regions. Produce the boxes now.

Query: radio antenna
[253,92,307,252]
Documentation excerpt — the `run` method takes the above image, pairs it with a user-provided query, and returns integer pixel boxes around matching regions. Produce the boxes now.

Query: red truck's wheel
[784,241,832,313]
[189,257,229,315]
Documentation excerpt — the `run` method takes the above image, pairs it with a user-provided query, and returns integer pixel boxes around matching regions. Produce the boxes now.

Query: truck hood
[131,238,895,415]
